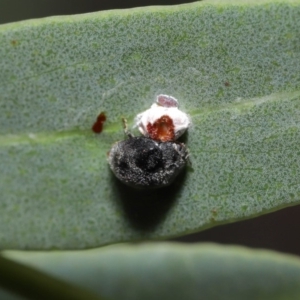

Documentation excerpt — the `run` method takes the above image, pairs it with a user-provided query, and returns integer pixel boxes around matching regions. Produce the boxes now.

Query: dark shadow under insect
[111,166,188,231]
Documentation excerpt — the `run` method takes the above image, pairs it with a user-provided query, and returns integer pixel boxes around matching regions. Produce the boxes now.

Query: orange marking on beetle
[146,115,175,142]
[92,112,106,134]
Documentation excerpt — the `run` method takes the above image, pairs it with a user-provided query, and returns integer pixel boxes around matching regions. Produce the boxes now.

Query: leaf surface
[3,243,300,300]
[1,0,300,249]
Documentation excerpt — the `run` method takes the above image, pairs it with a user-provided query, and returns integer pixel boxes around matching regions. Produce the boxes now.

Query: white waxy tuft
[134,95,190,141]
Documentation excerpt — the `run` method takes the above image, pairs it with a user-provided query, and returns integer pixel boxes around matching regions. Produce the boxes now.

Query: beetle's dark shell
[108,136,188,189]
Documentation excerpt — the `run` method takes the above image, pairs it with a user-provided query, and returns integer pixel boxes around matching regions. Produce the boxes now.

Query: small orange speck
[11,40,18,46]
[211,209,218,216]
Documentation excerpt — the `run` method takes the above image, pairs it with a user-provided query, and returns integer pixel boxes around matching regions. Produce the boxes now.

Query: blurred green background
[1,0,300,256]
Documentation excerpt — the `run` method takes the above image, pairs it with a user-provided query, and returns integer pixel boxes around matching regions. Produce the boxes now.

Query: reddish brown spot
[211,209,218,216]
[146,115,175,142]
[92,112,106,134]
[11,40,18,46]
[224,81,230,87]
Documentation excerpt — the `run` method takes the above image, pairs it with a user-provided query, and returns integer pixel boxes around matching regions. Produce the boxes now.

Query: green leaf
[3,243,300,300]
[1,0,300,249]
[0,255,103,300]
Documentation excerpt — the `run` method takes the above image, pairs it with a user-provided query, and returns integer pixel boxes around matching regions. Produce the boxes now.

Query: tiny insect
[135,94,190,142]
[108,118,189,189]
[92,112,106,133]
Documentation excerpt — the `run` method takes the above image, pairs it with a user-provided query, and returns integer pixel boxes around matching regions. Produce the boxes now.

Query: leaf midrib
[1,90,299,147]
